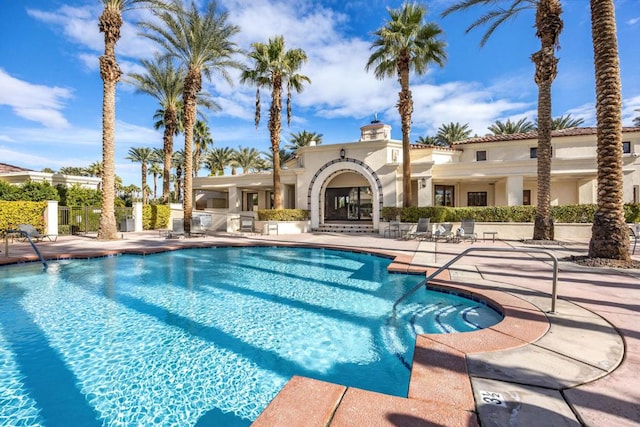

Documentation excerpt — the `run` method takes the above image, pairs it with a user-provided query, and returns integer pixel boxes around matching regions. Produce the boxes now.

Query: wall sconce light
[340,148,345,159]
[419,177,427,188]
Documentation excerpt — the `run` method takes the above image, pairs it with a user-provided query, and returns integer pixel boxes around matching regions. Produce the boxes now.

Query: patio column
[228,186,240,213]
[133,202,143,232]
[417,176,433,206]
[506,175,523,206]
[46,200,58,236]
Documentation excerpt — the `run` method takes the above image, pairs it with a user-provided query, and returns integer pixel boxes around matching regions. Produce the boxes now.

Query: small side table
[483,231,498,243]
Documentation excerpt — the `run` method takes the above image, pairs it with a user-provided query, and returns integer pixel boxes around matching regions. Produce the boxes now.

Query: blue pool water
[0,247,502,426]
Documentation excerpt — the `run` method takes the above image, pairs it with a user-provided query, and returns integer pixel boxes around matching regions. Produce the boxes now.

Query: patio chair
[407,218,431,240]
[431,223,453,242]
[189,216,207,237]
[239,217,255,234]
[456,219,477,243]
[630,224,639,255]
[167,218,185,239]
[17,224,57,242]
[384,220,401,238]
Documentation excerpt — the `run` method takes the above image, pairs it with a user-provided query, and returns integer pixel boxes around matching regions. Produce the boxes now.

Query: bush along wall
[142,204,171,230]
[0,201,47,231]
[383,203,640,224]
[257,209,310,221]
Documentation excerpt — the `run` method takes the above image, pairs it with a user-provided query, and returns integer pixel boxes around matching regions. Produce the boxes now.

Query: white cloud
[0,69,72,128]
[627,17,640,26]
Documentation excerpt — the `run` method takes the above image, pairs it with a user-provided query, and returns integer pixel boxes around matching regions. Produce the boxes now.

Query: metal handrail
[392,247,559,314]
[4,229,48,269]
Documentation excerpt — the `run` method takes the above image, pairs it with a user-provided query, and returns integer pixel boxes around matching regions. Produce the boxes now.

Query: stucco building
[192,123,640,231]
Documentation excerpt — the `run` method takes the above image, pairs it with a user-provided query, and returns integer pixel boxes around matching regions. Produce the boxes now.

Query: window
[467,192,487,206]
[523,190,531,205]
[623,141,631,154]
[530,147,537,158]
[476,150,487,161]
[435,185,455,207]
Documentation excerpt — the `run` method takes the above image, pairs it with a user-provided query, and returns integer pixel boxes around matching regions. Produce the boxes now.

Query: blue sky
[1,0,639,187]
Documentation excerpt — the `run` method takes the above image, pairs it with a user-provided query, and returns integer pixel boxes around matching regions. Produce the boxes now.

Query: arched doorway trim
[307,158,383,229]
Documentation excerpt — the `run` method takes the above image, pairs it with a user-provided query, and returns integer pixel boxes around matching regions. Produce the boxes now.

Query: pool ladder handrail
[392,247,558,315]
[4,229,48,270]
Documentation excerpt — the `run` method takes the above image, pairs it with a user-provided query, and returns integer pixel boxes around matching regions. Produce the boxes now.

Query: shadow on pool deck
[2,231,639,426]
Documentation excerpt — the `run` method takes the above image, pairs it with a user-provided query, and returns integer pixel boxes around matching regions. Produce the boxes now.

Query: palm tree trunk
[162,109,177,205]
[531,0,562,241]
[182,68,201,235]
[141,162,148,204]
[270,75,283,209]
[588,0,630,260]
[97,7,122,240]
[397,55,413,208]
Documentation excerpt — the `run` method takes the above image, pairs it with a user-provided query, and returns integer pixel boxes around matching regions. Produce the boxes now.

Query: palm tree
[193,120,214,177]
[488,118,535,134]
[98,0,154,240]
[171,149,185,202]
[436,122,472,145]
[141,0,240,234]
[286,130,323,152]
[233,146,262,174]
[204,147,235,176]
[240,35,310,209]
[534,113,584,130]
[126,147,154,203]
[127,54,184,204]
[59,166,90,176]
[366,3,446,208]
[443,0,562,241]
[148,162,163,200]
[263,148,295,170]
[415,135,439,145]
[634,109,640,127]
[588,0,629,261]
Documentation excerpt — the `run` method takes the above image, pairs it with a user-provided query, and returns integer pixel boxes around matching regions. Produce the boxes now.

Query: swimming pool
[0,246,502,426]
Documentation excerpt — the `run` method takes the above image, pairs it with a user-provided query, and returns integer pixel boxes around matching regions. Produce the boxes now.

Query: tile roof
[451,126,640,145]
[0,162,32,173]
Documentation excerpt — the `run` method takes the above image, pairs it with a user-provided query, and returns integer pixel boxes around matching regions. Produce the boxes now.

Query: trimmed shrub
[142,204,171,230]
[0,201,47,231]
[257,209,309,221]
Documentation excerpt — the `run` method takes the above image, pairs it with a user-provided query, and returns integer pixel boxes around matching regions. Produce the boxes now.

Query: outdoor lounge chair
[384,220,401,238]
[167,218,185,239]
[189,216,208,237]
[17,224,57,242]
[239,217,255,233]
[431,223,453,242]
[407,218,431,240]
[456,219,477,243]
[630,224,639,255]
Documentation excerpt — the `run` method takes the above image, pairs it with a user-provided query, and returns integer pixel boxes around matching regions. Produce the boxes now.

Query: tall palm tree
[286,130,323,152]
[588,0,629,261]
[148,162,163,200]
[141,0,240,234]
[264,148,295,170]
[127,54,184,204]
[488,118,535,134]
[234,146,262,174]
[98,0,155,240]
[171,149,185,202]
[367,3,446,208]
[443,0,562,241]
[193,120,213,177]
[126,147,154,203]
[240,35,310,209]
[534,113,584,130]
[204,147,235,176]
[436,122,472,145]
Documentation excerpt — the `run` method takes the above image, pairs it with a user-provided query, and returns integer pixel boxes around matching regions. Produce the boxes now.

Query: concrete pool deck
[1,231,639,426]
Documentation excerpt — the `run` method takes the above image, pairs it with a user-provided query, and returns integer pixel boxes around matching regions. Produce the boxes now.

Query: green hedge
[383,204,640,223]
[0,201,47,231]
[142,204,170,230]
[257,209,309,221]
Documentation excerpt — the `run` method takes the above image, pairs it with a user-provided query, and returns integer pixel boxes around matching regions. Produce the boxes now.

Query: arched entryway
[308,159,383,230]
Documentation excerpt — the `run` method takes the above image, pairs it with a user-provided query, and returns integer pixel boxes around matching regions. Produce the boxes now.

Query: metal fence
[58,206,133,235]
